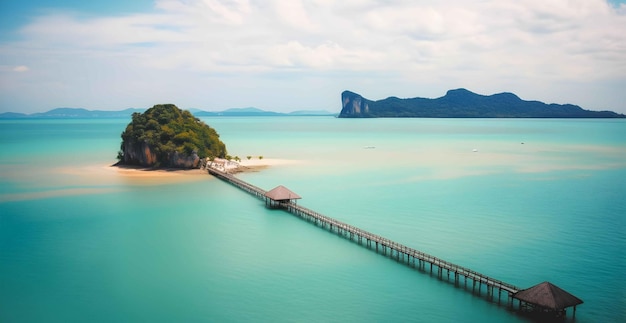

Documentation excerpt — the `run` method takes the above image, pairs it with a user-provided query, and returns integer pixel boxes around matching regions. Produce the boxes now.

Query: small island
[116,104,227,169]
[339,89,625,118]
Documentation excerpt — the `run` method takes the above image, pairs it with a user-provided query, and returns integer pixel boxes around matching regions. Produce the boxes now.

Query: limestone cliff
[121,141,200,168]
[168,150,200,168]
[340,91,370,117]
[121,141,158,166]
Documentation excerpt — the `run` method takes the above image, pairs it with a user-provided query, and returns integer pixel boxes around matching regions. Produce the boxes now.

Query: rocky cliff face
[122,141,156,166]
[122,141,200,168]
[168,150,200,168]
[340,91,370,117]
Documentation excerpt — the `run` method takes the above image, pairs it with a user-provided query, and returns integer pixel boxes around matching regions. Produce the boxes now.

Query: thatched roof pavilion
[264,185,301,208]
[513,281,583,317]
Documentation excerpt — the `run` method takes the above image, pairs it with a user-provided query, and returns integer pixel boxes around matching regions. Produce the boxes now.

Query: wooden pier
[208,167,582,317]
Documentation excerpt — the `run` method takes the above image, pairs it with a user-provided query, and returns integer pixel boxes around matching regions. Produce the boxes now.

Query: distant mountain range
[339,89,625,118]
[0,107,146,118]
[191,107,335,117]
[0,107,336,118]
[4,90,623,119]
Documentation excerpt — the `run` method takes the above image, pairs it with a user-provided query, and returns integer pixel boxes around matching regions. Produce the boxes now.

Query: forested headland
[339,89,625,118]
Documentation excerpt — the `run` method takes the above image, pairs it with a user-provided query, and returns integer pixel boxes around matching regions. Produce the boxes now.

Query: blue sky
[1,0,626,113]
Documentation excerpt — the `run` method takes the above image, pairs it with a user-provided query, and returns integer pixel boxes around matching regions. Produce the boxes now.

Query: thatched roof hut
[264,185,301,207]
[513,281,583,317]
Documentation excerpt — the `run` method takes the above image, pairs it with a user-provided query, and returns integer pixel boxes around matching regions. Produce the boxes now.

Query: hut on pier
[513,281,583,318]
[264,185,301,208]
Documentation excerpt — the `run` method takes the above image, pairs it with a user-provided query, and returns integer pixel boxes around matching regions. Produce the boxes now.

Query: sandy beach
[110,157,300,178]
[112,164,207,177]
[227,158,301,173]
[2,158,301,202]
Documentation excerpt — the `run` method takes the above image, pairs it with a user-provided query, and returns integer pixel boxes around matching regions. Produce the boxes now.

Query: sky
[1,0,625,114]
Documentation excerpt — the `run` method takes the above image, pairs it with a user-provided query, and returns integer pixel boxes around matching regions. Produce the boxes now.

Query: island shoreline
[111,157,299,177]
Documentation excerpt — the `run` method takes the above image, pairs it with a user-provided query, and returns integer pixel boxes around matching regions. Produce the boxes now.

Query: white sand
[236,158,301,168]
[209,158,301,173]
[111,165,206,177]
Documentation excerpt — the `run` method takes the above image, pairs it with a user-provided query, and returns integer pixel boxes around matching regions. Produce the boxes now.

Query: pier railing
[287,202,519,295]
[208,167,520,305]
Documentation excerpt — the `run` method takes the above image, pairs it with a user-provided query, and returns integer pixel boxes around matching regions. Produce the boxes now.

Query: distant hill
[194,107,283,116]
[193,107,335,116]
[289,109,337,116]
[0,112,29,118]
[0,108,145,118]
[339,89,625,118]
[1,107,335,118]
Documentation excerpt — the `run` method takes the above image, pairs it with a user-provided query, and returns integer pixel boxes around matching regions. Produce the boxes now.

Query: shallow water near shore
[1,117,625,322]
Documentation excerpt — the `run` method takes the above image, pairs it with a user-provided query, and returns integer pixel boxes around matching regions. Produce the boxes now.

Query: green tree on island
[117,104,227,168]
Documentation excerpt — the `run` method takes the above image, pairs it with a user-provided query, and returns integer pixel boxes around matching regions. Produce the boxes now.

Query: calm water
[1,117,625,322]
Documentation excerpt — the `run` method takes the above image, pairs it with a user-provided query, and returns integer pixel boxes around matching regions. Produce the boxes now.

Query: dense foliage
[118,104,226,166]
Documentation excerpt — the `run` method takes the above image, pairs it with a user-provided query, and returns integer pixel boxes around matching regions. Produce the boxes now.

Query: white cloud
[156,0,252,25]
[1,0,626,113]
[272,0,318,31]
[13,65,29,72]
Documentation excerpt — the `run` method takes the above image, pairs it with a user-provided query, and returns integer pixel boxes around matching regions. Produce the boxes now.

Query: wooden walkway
[208,167,520,306]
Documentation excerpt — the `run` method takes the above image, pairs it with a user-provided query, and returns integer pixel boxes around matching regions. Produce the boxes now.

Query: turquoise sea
[1,117,625,322]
